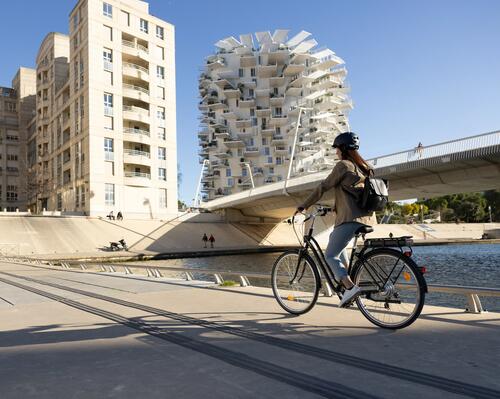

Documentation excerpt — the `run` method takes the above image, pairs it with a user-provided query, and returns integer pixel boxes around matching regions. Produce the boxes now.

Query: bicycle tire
[271,250,320,315]
[351,248,426,329]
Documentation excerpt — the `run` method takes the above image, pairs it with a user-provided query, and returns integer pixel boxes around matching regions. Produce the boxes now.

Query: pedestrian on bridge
[202,233,208,248]
[209,234,215,248]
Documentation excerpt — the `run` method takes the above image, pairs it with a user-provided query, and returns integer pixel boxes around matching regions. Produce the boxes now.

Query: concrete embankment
[0,214,498,260]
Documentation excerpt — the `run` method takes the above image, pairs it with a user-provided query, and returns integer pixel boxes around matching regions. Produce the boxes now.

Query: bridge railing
[4,256,498,314]
[368,130,500,168]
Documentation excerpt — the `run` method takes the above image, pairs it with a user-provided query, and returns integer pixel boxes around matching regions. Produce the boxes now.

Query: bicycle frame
[293,208,412,297]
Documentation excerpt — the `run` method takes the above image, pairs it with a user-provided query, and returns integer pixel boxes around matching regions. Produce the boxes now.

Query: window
[159,189,167,208]
[7,154,18,161]
[273,87,279,95]
[157,106,165,120]
[56,193,62,210]
[156,45,165,60]
[276,157,283,165]
[249,88,254,97]
[6,102,16,112]
[264,147,270,155]
[242,168,247,177]
[6,185,18,202]
[158,168,166,181]
[267,157,273,164]
[156,25,164,39]
[121,10,130,26]
[158,147,166,160]
[103,48,113,70]
[158,86,165,100]
[250,68,256,77]
[104,138,113,161]
[226,169,231,177]
[157,66,165,80]
[227,178,234,187]
[104,116,114,130]
[250,108,255,117]
[238,68,244,77]
[103,48,112,62]
[73,9,80,30]
[158,128,166,140]
[140,18,149,33]
[103,2,112,18]
[104,25,113,41]
[105,183,115,206]
[104,93,113,115]
[262,138,267,145]
[269,167,274,174]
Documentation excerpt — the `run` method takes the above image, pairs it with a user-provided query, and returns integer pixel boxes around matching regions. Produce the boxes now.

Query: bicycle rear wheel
[271,250,320,315]
[352,248,426,329]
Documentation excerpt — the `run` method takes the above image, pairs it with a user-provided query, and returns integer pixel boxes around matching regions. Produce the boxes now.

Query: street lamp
[488,205,492,223]
[283,106,313,195]
[193,159,210,208]
[242,162,255,189]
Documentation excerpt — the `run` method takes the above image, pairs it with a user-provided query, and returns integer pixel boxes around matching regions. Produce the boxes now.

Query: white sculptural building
[196,30,352,203]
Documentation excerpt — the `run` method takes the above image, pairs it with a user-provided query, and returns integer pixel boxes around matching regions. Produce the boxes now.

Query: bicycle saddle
[355,225,374,235]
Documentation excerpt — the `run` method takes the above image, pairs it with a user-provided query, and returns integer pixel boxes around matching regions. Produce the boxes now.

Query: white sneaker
[339,285,361,308]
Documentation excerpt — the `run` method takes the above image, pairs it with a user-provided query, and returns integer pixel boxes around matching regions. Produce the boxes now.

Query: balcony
[269,76,285,87]
[223,87,240,99]
[123,62,149,81]
[244,147,260,157]
[240,55,257,68]
[269,115,288,126]
[261,127,275,136]
[214,129,230,139]
[256,107,271,117]
[257,64,277,78]
[122,40,149,60]
[283,64,305,76]
[274,146,289,155]
[123,105,149,123]
[271,135,286,145]
[235,118,252,129]
[123,83,150,102]
[123,127,151,144]
[255,88,270,97]
[224,139,245,148]
[123,149,151,166]
[239,98,255,108]
[269,94,285,106]
[124,171,151,187]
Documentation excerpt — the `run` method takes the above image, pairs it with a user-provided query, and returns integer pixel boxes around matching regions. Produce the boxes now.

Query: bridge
[201,130,500,219]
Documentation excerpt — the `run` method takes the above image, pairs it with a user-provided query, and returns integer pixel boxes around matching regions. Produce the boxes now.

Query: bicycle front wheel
[271,250,320,315]
[352,248,426,329]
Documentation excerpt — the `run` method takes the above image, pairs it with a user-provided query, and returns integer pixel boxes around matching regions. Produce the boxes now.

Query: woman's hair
[339,148,372,175]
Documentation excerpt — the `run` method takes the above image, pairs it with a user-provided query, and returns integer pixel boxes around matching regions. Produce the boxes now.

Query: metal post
[243,162,255,188]
[488,205,492,223]
[193,159,210,208]
[283,107,312,196]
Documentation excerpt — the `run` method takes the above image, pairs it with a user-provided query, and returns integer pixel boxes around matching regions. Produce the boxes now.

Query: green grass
[219,280,238,287]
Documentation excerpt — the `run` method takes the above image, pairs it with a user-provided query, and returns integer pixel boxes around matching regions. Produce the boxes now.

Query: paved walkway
[0,261,499,398]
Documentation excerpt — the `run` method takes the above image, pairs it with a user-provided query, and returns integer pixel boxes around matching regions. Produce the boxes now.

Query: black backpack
[359,172,389,212]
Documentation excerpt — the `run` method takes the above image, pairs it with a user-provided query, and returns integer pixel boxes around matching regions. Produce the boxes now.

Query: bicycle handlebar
[291,205,332,224]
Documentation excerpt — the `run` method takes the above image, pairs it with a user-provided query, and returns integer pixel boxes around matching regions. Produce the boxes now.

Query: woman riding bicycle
[297,132,373,308]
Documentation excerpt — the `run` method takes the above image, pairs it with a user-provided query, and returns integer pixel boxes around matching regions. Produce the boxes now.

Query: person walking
[297,132,373,308]
[202,233,208,248]
[209,234,215,248]
[116,211,123,221]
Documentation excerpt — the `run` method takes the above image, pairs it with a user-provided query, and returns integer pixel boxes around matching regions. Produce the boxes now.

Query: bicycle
[271,206,427,329]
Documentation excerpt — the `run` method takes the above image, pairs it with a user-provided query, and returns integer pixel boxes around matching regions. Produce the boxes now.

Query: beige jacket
[300,160,373,227]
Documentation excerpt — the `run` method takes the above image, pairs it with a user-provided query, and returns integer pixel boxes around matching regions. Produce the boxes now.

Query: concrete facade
[197,31,351,203]
[0,68,37,212]
[10,0,178,219]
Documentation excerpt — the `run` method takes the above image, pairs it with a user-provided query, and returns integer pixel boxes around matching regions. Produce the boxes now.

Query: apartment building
[197,31,351,201]
[0,68,36,211]
[24,0,177,218]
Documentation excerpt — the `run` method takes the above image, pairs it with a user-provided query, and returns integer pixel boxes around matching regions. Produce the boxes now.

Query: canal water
[145,243,500,312]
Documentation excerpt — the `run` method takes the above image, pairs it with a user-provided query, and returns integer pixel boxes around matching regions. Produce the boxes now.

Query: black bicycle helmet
[332,132,360,150]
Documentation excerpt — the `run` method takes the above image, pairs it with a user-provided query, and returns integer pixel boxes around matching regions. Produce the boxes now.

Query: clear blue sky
[1,0,499,203]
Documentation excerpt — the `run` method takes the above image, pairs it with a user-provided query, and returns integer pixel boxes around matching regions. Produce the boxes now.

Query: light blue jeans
[324,222,365,281]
